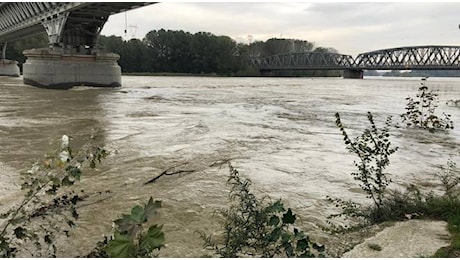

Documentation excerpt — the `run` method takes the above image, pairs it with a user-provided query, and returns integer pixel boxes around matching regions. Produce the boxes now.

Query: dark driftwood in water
[144,158,237,185]
[144,163,195,184]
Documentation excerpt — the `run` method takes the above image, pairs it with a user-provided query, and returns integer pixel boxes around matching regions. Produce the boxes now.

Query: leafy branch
[87,197,165,258]
[0,135,108,257]
[335,112,398,209]
[199,163,325,257]
[401,79,454,131]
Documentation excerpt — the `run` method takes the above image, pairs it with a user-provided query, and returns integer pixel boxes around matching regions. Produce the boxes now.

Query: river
[0,75,459,257]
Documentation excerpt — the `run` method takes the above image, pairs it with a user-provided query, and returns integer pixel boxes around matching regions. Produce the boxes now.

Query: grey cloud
[102,2,460,57]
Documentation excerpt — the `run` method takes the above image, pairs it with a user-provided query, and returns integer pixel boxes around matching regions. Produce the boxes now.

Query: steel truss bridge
[0,2,154,57]
[249,45,460,72]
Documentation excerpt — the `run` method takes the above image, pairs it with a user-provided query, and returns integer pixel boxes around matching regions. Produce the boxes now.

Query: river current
[0,75,459,257]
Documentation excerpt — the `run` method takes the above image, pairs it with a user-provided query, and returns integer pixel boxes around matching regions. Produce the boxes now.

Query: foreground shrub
[88,198,165,257]
[401,79,454,131]
[328,112,400,231]
[200,163,325,257]
[436,159,459,198]
[335,112,398,210]
[0,135,107,257]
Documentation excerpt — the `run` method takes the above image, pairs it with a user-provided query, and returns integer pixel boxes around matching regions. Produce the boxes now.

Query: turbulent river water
[0,75,459,257]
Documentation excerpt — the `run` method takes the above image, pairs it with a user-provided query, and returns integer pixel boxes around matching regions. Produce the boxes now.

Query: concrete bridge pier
[0,43,20,77]
[343,69,364,79]
[0,60,20,77]
[21,10,122,89]
[23,48,121,89]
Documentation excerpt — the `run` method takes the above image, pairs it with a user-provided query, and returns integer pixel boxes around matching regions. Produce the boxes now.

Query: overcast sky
[100,2,460,57]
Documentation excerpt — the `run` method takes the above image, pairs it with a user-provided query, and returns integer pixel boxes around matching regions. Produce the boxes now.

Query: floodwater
[0,75,459,257]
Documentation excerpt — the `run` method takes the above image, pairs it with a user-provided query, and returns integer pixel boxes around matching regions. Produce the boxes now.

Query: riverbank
[342,220,449,257]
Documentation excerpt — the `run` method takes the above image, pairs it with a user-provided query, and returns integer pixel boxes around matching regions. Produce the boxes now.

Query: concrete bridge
[0,2,155,88]
[249,45,460,78]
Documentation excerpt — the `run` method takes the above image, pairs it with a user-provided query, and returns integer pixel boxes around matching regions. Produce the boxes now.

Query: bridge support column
[0,60,20,77]
[343,69,363,79]
[22,48,121,89]
[0,43,20,77]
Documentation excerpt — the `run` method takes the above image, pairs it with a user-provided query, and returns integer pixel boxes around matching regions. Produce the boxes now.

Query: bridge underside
[0,2,154,88]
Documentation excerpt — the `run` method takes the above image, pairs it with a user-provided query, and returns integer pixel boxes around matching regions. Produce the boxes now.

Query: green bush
[200,163,325,257]
[335,112,398,210]
[401,79,454,131]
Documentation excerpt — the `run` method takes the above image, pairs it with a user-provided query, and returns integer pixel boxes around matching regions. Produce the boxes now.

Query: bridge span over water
[249,45,460,78]
[1,2,460,87]
[0,2,155,88]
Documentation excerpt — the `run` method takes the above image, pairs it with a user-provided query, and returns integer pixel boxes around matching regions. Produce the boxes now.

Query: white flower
[27,164,40,174]
[61,135,69,149]
[59,151,70,162]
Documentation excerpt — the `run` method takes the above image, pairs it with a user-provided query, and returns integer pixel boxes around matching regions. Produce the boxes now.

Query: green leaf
[105,232,136,258]
[45,184,58,195]
[281,232,291,243]
[114,214,138,236]
[66,166,81,181]
[282,208,296,224]
[44,234,52,245]
[130,205,146,224]
[67,220,76,228]
[144,197,161,220]
[139,225,165,252]
[313,243,325,252]
[268,215,280,226]
[70,206,79,219]
[13,227,27,239]
[265,200,285,213]
[61,176,74,186]
[70,195,80,205]
[296,238,309,252]
[268,227,282,242]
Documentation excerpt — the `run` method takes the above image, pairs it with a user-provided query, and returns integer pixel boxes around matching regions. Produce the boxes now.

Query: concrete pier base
[22,48,121,89]
[0,59,20,77]
[343,69,364,79]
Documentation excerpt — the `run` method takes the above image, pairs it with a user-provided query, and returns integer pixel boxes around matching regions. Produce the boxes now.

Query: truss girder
[250,52,355,70]
[0,2,154,45]
[354,45,460,70]
[249,46,460,71]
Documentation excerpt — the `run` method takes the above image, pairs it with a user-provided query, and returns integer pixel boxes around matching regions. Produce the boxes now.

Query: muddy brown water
[0,75,459,257]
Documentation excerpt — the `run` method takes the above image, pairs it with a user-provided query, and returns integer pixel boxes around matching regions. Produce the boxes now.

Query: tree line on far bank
[8,29,458,78]
[4,29,340,76]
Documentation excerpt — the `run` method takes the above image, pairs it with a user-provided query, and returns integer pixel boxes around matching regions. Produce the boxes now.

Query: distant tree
[247,38,314,57]
[143,29,193,72]
[314,47,338,53]
[5,32,48,69]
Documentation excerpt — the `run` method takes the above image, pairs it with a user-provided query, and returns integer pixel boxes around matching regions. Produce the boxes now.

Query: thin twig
[144,163,195,184]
